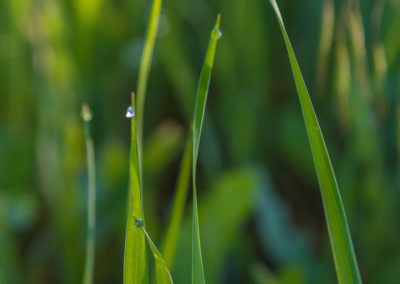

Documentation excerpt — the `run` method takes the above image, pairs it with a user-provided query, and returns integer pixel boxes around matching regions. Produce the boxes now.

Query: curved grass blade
[136,0,163,173]
[162,136,192,270]
[81,104,96,284]
[192,14,222,284]
[124,93,147,284]
[135,218,173,284]
[268,1,362,283]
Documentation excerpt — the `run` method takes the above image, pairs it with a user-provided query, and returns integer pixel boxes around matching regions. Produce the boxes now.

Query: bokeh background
[1,0,400,283]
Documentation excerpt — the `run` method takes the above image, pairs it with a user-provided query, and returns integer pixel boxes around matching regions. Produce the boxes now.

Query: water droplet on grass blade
[126,106,135,118]
[134,217,144,228]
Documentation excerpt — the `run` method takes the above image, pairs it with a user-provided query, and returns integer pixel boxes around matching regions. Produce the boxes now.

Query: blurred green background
[1,0,399,283]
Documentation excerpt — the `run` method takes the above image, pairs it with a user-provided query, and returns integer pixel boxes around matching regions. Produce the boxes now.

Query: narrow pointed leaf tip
[212,14,222,39]
[268,1,361,283]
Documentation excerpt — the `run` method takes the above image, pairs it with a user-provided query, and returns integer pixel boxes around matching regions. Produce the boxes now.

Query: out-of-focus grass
[81,104,96,284]
[1,0,400,283]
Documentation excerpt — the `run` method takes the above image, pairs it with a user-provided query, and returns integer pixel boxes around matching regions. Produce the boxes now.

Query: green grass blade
[268,1,362,283]
[136,0,163,172]
[134,219,173,284]
[192,14,222,284]
[125,0,164,278]
[124,93,147,284]
[81,104,96,284]
[162,136,192,270]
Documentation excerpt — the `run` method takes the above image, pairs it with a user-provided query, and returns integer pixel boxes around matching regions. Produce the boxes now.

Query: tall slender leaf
[124,93,147,284]
[124,0,163,281]
[162,136,192,270]
[192,15,222,284]
[81,104,96,284]
[268,1,362,283]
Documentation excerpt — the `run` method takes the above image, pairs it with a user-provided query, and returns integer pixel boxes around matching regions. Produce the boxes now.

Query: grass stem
[82,103,96,284]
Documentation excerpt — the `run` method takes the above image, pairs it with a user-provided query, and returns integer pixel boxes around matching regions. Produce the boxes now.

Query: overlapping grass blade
[191,14,222,284]
[268,1,362,283]
[124,93,173,283]
[135,219,173,284]
[81,104,96,284]
[162,136,192,270]
[136,0,163,172]
[124,93,147,284]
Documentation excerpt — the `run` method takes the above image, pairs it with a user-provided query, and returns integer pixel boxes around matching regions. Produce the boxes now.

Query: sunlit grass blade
[136,0,163,172]
[81,104,96,284]
[134,218,173,284]
[268,1,362,283]
[192,14,222,284]
[162,136,192,270]
[124,93,147,284]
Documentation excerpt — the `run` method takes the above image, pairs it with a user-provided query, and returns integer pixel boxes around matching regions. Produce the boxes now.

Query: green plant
[122,0,223,282]
[124,0,163,281]
[191,14,222,284]
[161,137,192,270]
[269,1,362,283]
[124,93,172,283]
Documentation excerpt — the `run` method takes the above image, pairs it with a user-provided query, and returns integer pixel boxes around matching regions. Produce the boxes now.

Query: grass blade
[135,218,173,284]
[124,93,147,284]
[162,136,192,270]
[81,104,96,284]
[192,14,222,284]
[136,0,163,172]
[268,1,362,283]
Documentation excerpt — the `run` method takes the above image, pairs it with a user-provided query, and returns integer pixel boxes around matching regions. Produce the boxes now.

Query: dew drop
[126,106,135,118]
[134,217,144,228]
